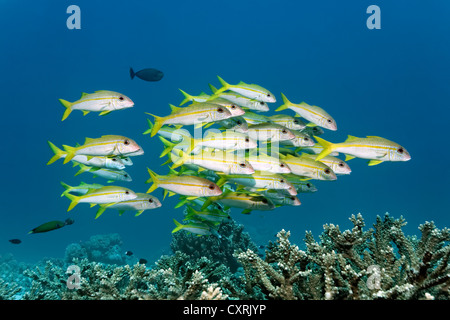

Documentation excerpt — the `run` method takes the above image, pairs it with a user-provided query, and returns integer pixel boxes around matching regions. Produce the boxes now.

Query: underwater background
[0,0,449,299]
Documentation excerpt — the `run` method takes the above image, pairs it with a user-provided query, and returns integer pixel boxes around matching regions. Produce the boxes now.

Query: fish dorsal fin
[237,81,246,85]
[345,135,360,142]
[84,137,95,144]
[81,92,89,98]
[169,104,183,113]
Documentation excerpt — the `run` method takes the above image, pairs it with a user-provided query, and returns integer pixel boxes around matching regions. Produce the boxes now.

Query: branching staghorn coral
[235,213,450,300]
[0,279,21,300]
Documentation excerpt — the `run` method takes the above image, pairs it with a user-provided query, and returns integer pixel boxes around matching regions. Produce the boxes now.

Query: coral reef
[170,219,259,272]
[2,213,448,300]
[64,233,126,265]
[235,213,450,300]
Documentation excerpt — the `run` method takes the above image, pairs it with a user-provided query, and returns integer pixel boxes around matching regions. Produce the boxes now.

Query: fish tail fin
[214,76,230,95]
[172,219,184,233]
[145,112,165,137]
[184,206,197,220]
[215,176,228,188]
[47,141,66,165]
[314,136,335,161]
[174,197,187,209]
[130,67,135,80]
[146,167,161,193]
[60,181,72,197]
[201,198,214,211]
[275,93,290,112]
[74,163,90,176]
[143,119,154,135]
[159,136,176,158]
[62,144,77,164]
[64,193,81,212]
[171,149,190,169]
[59,99,73,121]
[179,89,193,106]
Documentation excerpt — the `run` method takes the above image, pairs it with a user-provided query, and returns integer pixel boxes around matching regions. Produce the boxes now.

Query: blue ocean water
[0,0,449,266]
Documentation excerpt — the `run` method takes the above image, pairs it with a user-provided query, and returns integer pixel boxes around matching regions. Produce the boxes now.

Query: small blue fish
[130,67,164,82]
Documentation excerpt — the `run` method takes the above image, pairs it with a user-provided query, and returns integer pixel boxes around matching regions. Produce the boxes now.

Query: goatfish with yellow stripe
[51,135,143,165]
[168,146,255,175]
[47,141,125,169]
[246,150,291,174]
[215,171,297,195]
[94,193,161,219]
[63,186,138,212]
[279,129,315,148]
[276,93,337,131]
[172,219,214,236]
[184,206,231,224]
[268,114,306,131]
[314,135,411,166]
[280,153,337,181]
[60,181,104,197]
[242,187,301,207]
[173,130,258,155]
[201,189,275,214]
[208,84,270,111]
[146,102,233,137]
[59,90,134,121]
[247,123,296,142]
[146,168,222,198]
[213,76,276,103]
[73,163,132,183]
[302,153,351,175]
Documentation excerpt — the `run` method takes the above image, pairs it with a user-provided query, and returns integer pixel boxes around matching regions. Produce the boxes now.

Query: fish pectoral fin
[345,155,356,161]
[99,110,112,116]
[90,203,97,208]
[368,160,384,166]
[82,110,90,116]
[168,191,177,197]
[135,210,144,217]
[186,196,199,201]
[241,209,252,214]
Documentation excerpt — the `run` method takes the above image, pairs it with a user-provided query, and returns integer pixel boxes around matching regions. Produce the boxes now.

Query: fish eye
[290,196,295,200]
[306,183,311,187]
[148,198,153,203]
[119,96,124,101]
[262,198,268,204]
[125,191,129,194]
[217,107,224,113]
[236,120,242,125]
[124,139,130,145]
[324,168,331,174]
[259,101,264,105]
[282,129,287,134]
[398,148,404,154]
[293,120,299,124]
[208,184,215,190]
[327,119,332,123]
[231,105,236,109]
[280,179,285,183]
[124,174,128,178]
[339,163,344,167]
[239,163,246,168]
[280,163,285,167]
[245,138,249,142]
[112,158,117,161]
[267,94,271,97]
[304,137,309,141]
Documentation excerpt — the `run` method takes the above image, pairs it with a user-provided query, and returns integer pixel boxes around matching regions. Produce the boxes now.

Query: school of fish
[47,76,411,237]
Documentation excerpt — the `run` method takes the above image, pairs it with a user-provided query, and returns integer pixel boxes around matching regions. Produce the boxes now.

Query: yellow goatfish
[276,93,337,131]
[54,135,143,164]
[59,90,134,121]
[63,186,138,212]
[314,135,411,166]
[146,103,232,137]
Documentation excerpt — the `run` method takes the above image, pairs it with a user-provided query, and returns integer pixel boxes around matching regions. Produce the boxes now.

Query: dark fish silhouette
[29,218,74,234]
[9,239,21,244]
[125,251,133,256]
[130,67,164,82]
[138,258,148,264]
